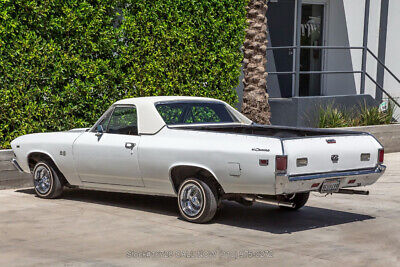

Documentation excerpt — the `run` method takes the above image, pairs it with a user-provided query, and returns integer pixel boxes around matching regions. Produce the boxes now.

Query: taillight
[378,148,384,164]
[276,155,287,174]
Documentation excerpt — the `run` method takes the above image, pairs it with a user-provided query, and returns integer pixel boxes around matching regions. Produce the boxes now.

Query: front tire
[178,178,218,223]
[32,161,63,199]
[279,192,310,210]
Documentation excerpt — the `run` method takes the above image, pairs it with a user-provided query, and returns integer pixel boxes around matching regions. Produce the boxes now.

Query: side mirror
[96,125,104,136]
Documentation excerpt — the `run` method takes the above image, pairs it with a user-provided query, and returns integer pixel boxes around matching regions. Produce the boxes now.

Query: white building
[237,0,400,127]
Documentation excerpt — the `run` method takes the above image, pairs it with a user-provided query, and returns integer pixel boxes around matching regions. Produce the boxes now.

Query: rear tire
[178,178,218,223]
[279,192,309,210]
[32,161,63,199]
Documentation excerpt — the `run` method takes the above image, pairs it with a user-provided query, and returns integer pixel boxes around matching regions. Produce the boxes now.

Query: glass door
[299,3,325,96]
[266,0,296,98]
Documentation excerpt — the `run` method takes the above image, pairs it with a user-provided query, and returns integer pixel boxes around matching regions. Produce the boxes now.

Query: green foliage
[318,101,396,128]
[156,103,223,125]
[156,105,184,124]
[0,0,247,148]
[358,101,393,126]
[318,105,350,128]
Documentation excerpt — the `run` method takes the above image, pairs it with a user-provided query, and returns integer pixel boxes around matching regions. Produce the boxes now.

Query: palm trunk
[242,0,270,124]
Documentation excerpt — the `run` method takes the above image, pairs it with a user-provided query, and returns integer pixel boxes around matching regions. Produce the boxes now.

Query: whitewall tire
[178,178,218,223]
[32,161,63,199]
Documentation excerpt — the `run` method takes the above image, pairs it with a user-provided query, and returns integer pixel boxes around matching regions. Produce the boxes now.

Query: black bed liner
[168,123,366,138]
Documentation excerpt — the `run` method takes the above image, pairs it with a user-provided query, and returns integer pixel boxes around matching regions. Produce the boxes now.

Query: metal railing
[266,0,400,108]
[266,45,400,108]
[366,48,400,107]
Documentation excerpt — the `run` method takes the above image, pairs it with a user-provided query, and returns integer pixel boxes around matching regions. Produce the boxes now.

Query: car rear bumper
[275,165,386,195]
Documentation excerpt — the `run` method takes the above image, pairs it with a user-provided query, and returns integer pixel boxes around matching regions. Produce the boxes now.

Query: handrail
[367,48,400,85]
[265,45,400,109]
[299,46,364,50]
[300,71,363,75]
[365,73,400,108]
[266,46,295,50]
[268,71,295,75]
[268,71,362,75]
[266,46,363,50]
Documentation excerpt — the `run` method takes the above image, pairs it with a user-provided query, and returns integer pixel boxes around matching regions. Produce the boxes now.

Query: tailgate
[283,135,380,176]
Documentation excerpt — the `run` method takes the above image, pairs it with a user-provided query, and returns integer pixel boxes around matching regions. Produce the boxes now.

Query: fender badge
[326,139,336,144]
[252,148,270,152]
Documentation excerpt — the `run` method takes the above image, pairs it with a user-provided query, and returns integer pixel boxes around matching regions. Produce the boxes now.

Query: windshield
[155,102,239,125]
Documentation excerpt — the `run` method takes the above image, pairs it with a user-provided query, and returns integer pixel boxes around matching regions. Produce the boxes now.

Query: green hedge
[0,0,247,148]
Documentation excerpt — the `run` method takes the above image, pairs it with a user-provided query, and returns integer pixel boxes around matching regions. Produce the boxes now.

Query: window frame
[91,104,139,136]
[154,100,239,125]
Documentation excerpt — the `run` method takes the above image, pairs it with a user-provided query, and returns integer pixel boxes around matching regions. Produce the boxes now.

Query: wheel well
[170,165,224,197]
[28,152,69,186]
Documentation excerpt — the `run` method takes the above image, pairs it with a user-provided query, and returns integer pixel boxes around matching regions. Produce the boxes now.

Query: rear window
[155,102,238,125]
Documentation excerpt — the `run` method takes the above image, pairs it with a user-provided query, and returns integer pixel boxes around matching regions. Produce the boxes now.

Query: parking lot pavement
[0,154,399,267]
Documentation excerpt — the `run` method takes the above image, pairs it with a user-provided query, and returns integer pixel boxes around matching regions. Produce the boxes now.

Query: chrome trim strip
[288,165,386,181]
[11,158,24,173]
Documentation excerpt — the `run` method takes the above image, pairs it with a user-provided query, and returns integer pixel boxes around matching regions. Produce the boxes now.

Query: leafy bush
[0,0,247,148]
[318,105,350,128]
[318,101,396,128]
[358,101,394,126]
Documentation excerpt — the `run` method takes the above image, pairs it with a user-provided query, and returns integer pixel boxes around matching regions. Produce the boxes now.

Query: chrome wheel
[34,164,52,195]
[179,183,204,217]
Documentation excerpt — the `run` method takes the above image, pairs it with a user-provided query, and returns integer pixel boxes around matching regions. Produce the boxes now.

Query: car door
[73,105,144,187]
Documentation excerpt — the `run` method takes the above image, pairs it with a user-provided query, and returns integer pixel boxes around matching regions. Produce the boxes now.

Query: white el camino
[11,96,386,223]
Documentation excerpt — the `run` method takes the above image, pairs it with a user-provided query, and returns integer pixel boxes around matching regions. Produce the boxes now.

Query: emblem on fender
[252,148,270,152]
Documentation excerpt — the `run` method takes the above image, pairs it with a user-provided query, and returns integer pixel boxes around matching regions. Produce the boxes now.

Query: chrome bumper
[11,158,24,173]
[276,165,386,195]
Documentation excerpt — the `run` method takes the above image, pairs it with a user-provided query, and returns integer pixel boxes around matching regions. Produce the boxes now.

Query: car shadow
[214,202,374,234]
[16,188,374,234]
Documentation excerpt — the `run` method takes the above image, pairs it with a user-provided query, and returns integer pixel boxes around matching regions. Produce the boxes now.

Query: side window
[185,106,221,123]
[156,104,184,124]
[96,110,112,132]
[107,106,138,135]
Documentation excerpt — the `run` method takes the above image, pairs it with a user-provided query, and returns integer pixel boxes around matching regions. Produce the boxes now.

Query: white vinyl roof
[114,96,252,134]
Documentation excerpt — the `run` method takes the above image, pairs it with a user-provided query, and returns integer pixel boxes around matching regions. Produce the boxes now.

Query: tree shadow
[16,188,374,234]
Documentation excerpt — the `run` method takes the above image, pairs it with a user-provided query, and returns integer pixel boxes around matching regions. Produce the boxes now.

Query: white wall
[384,1,400,102]
[258,0,400,107]
[328,0,400,104]
[342,0,382,97]
[324,0,358,96]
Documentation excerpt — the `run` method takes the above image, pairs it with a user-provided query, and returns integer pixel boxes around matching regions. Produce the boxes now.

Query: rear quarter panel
[138,127,283,195]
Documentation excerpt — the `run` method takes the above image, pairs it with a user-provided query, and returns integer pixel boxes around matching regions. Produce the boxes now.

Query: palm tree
[242,0,270,124]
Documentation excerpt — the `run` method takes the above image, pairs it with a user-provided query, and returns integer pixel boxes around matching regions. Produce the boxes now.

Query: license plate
[320,179,341,193]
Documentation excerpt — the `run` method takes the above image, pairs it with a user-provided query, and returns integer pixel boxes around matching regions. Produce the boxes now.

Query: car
[11,96,386,223]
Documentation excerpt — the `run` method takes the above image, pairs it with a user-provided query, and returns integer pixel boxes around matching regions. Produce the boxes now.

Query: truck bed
[168,123,368,139]
[170,123,382,177]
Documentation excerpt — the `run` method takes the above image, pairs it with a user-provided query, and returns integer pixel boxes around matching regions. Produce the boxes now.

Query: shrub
[318,101,396,128]
[0,0,247,148]
[358,101,393,126]
[318,105,351,128]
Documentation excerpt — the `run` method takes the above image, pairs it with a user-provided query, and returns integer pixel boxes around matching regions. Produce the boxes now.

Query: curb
[0,150,31,190]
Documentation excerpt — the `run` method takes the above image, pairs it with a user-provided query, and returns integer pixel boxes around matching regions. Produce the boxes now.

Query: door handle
[125,142,136,150]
